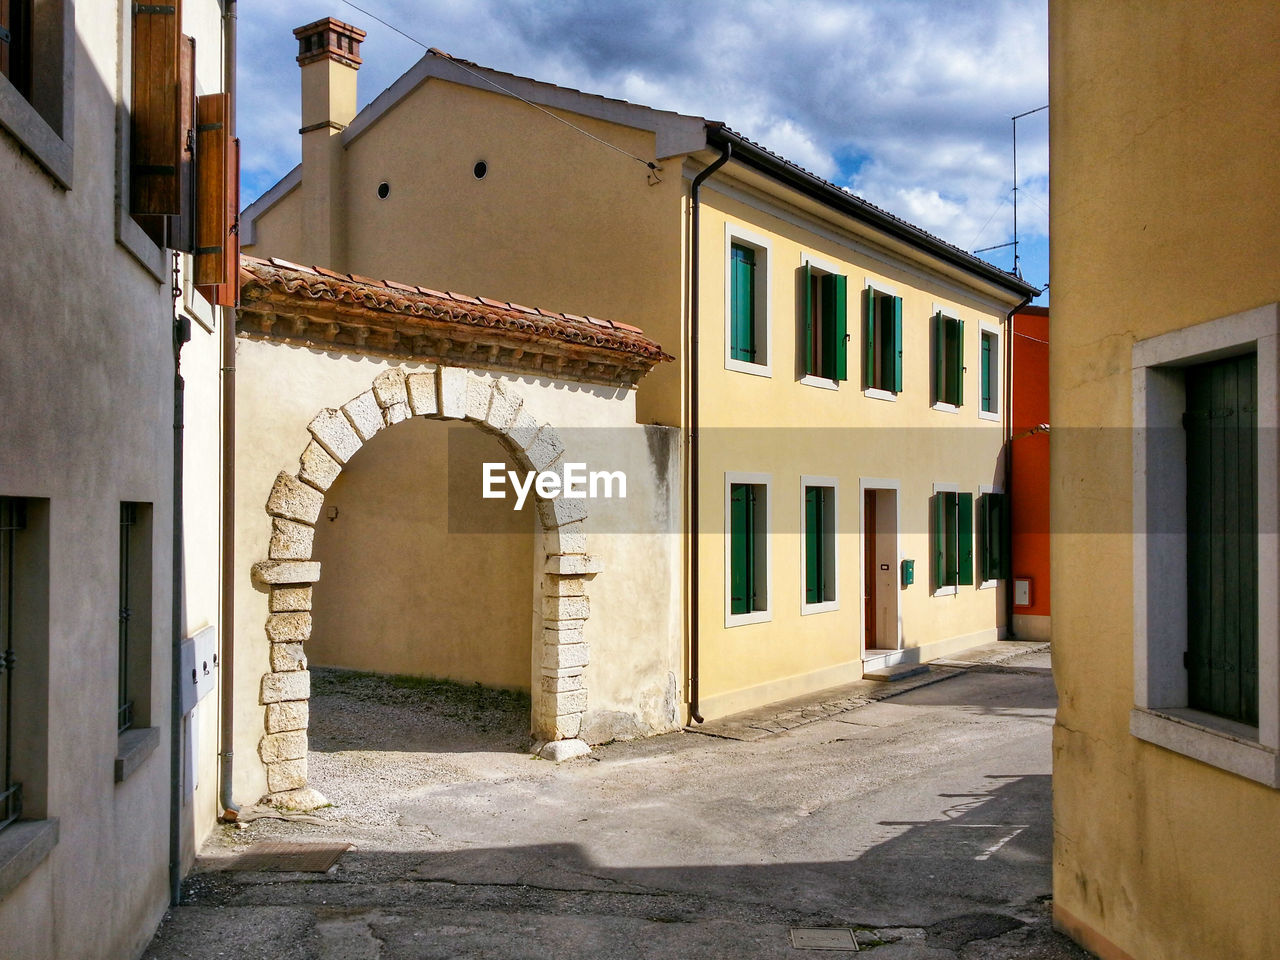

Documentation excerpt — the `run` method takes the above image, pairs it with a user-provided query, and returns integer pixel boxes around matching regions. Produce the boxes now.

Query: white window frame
[723,223,772,378]
[1131,301,1280,788]
[0,0,74,187]
[724,472,773,628]
[976,483,1001,590]
[931,481,961,597]
[859,477,903,654]
[800,476,839,615]
[931,302,962,414]
[799,252,844,390]
[978,322,1001,422]
[863,278,899,403]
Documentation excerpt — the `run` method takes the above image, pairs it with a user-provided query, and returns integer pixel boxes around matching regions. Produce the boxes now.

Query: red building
[1010,305,1049,639]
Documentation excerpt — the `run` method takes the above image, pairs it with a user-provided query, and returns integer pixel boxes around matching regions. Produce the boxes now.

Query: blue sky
[239,1,1049,302]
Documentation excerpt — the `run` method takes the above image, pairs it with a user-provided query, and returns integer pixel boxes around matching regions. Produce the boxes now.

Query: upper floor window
[933,311,965,408]
[864,286,903,395]
[0,0,72,186]
[801,258,848,383]
[724,225,771,376]
[980,328,1000,416]
[0,0,33,102]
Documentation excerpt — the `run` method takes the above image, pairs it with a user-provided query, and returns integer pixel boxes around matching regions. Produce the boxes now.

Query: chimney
[293,17,366,270]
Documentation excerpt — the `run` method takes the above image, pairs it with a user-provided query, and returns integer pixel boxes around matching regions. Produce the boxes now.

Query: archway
[250,365,601,798]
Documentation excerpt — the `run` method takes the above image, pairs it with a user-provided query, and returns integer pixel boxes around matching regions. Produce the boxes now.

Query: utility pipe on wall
[686,141,732,724]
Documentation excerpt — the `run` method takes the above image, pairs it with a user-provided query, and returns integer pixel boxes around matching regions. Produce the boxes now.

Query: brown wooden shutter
[193,92,228,287]
[197,137,239,306]
[131,1,183,216]
[168,34,197,252]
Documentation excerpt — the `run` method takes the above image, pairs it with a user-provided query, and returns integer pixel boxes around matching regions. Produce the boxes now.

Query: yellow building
[243,18,1036,728]
[1049,2,1280,958]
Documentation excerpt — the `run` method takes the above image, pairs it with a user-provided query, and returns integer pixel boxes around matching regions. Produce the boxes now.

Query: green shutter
[730,484,750,614]
[864,287,877,388]
[730,244,756,362]
[980,333,991,411]
[805,487,821,604]
[802,263,814,375]
[891,296,903,393]
[957,492,974,586]
[933,312,946,404]
[933,493,948,589]
[953,319,966,407]
[977,494,990,582]
[823,273,847,381]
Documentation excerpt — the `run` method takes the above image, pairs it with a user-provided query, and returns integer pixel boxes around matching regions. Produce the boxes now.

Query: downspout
[687,142,732,724]
[219,0,240,822]
[1003,292,1034,641]
[169,258,191,906]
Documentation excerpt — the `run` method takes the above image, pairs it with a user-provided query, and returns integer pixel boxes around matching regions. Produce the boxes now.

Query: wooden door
[864,489,876,649]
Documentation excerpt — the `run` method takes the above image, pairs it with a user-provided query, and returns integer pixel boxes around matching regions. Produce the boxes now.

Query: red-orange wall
[1011,306,1050,617]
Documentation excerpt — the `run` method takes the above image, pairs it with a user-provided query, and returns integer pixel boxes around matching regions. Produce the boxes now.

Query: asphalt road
[144,651,1090,959]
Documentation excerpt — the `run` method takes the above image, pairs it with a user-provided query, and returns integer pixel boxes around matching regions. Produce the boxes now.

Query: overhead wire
[339,0,661,179]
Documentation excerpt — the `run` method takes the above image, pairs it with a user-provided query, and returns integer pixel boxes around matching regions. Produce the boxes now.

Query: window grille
[118,503,136,734]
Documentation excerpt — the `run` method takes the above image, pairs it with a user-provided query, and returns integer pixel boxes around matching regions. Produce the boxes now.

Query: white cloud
[239,0,1048,266]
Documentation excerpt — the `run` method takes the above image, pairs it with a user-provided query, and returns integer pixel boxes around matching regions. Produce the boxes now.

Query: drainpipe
[1003,291,1034,641]
[219,0,240,823]
[687,141,732,724]
[169,257,191,906]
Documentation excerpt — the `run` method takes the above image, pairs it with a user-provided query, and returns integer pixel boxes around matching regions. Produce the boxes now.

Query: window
[0,498,25,832]
[933,311,965,408]
[932,486,973,593]
[980,328,999,416]
[864,286,902,395]
[0,0,72,186]
[117,503,152,736]
[977,491,1009,585]
[724,225,770,375]
[801,258,848,383]
[726,474,770,625]
[802,480,837,613]
[1131,301,1280,787]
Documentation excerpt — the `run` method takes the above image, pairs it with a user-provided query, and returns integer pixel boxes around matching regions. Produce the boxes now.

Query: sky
[238,0,1049,302]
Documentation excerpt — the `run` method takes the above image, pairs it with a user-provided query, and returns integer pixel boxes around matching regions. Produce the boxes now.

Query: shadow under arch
[251,364,601,799]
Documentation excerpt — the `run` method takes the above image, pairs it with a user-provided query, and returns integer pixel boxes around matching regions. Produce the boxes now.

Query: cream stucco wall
[692,181,1017,718]
[233,337,681,800]
[0,1,227,957]
[1050,2,1280,958]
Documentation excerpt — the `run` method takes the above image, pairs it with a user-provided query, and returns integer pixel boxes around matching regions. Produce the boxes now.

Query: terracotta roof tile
[611,321,644,334]
[270,257,314,273]
[314,265,348,279]
[383,278,418,292]
[506,301,536,315]
[348,273,385,288]
[477,296,508,308]
[448,291,481,305]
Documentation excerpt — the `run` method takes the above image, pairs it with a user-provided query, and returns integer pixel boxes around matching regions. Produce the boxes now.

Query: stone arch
[251,364,600,798]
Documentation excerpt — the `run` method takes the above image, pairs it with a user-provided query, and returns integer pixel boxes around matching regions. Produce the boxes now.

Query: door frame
[858,478,902,657]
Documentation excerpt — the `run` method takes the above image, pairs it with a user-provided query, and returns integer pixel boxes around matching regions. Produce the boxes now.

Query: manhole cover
[228,841,351,872]
[790,928,860,951]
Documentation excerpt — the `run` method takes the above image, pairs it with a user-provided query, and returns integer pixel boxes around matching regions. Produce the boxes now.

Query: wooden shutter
[933,312,946,404]
[730,244,755,361]
[952,318,966,407]
[730,484,751,615]
[165,34,196,252]
[805,487,821,604]
[802,263,814,375]
[980,333,991,411]
[197,136,240,306]
[131,0,183,216]
[891,296,903,393]
[933,493,948,589]
[864,287,877,389]
[822,273,847,381]
[194,93,229,287]
[1185,353,1258,725]
[957,492,974,586]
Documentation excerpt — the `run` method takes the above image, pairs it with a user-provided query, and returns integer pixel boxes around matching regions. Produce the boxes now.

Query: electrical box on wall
[179,625,219,715]
[901,559,915,587]
[1014,578,1033,607]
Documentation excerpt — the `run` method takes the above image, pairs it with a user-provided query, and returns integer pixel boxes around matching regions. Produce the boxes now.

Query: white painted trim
[977,483,1002,590]
[864,276,898,297]
[979,320,1002,420]
[1131,302,1280,779]
[859,478,902,656]
[724,472,773,628]
[862,279,902,397]
[800,476,840,616]
[800,374,839,391]
[931,402,960,414]
[723,223,773,377]
[864,387,897,403]
[801,251,843,277]
[931,481,962,598]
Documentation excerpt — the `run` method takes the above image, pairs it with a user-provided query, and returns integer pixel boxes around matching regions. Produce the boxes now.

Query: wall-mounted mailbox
[901,559,915,587]
[179,624,219,715]
[1014,578,1033,607]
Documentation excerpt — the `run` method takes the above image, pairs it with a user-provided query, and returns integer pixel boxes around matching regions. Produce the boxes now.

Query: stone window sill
[116,726,160,783]
[1131,707,1280,788]
[0,818,59,903]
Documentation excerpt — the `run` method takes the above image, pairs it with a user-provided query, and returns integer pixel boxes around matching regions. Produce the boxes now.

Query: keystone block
[372,367,408,408]
[406,371,438,416]
[437,366,469,419]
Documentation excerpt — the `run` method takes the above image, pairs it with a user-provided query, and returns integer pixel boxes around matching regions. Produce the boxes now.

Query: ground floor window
[933,488,973,592]
[1,497,25,831]
[977,491,1010,584]
[726,475,770,624]
[802,481,837,611]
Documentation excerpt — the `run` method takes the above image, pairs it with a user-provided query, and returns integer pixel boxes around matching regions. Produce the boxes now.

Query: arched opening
[253,367,598,800]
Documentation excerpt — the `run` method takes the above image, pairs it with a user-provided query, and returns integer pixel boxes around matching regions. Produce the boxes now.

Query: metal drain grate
[228,841,351,872]
[790,928,860,951]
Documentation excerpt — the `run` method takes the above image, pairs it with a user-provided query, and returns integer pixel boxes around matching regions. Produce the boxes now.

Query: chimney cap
[294,17,367,69]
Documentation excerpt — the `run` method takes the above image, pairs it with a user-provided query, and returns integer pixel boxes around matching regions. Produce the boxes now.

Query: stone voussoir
[269,517,315,560]
[383,400,410,426]
[266,472,323,525]
[406,370,438,416]
[298,440,341,493]
[308,408,363,464]
[342,390,384,442]
[464,372,495,422]
[372,367,408,408]
[436,366,469,419]
[484,381,523,434]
